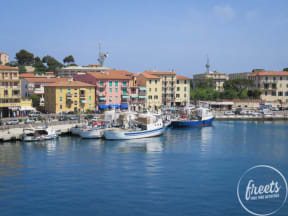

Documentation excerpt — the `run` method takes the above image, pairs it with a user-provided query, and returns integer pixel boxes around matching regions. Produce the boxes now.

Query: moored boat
[22,127,58,142]
[171,107,215,127]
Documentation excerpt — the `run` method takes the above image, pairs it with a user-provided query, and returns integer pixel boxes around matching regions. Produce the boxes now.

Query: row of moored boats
[21,107,215,141]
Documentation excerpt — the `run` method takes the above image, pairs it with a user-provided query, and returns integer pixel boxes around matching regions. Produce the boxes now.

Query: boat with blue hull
[171,108,215,128]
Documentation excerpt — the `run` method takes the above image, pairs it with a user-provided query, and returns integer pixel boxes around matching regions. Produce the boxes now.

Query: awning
[99,104,109,109]
[109,104,120,109]
[99,97,106,101]
[139,87,146,91]
[121,104,129,109]
[138,96,147,99]
[122,95,129,99]
[131,95,138,98]
[81,100,87,104]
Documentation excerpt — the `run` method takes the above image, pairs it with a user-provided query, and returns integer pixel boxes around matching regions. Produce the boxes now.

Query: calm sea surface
[0,121,288,216]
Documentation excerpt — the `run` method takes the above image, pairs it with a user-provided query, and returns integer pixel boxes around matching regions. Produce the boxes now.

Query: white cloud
[213,5,235,20]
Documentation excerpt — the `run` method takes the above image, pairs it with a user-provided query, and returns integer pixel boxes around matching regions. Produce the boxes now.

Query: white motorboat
[104,115,164,140]
[79,127,105,139]
[71,124,88,136]
[22,127,58,142]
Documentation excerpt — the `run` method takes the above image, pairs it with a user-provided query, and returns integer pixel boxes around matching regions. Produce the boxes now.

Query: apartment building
[175,75,191,106]
[56,65,110,78]
[0,65,32,117]
[137,73,162,111]
[228,72,252,80]
[73,70,132,110]
[248,71,288,102]
[0,52,9,65]
[44,81,95,113]
[193,71,228,91]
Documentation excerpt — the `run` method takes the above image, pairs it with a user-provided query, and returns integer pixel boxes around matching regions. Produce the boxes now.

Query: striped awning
[138,96,147,99]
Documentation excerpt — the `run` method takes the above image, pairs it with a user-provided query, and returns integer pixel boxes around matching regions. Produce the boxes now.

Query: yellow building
[175,75,191,106]
[44,81,96,113]
[0,65,22,117]
[137,73,162,110]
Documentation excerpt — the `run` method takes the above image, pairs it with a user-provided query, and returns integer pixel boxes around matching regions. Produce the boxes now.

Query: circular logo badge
[237,165,288,216]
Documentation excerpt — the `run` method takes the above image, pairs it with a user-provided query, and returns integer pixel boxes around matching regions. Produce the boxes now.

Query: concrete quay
[215,114,288,121]
[0,120,83,142]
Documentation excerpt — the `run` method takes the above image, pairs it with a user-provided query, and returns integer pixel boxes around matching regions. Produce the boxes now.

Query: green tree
[29,95,40,107]
[15,49,34,65]
[247,89,262,99]
[63,55,75,65]
[283,68,288,72]
[194,78,216,89]
[33,56,47,74]
[220,89,238,99]
[5,61,18,67]
[223,79,253,97]
[18,65,27,74]
[42,55,63,72]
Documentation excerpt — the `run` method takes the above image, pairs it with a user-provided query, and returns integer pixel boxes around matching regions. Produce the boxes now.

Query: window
[100,88,104,92]
[60,88,62,93]
[155,88,157,92]
[74,93,78,97]
[184,94,186,98]
[177,80,179,84]
[115,88,118,93]
[264,84,269,89]
[176,94,180,98]
[89,88,91,93]
[109,96,112,101]
[177,87,180,91]
[123,81,127,86]
[280,84,282,88]
[272,84,277,89]
[122,88,127,95]
[68,88,71,93]
[60,105,62,109]
[109,88,112,93]
[149,80,152,84]
[60,96,62,101]
[278,91,283,96]
[273,77,276,82]
[265,77,268,81]
[272,91,276,96]
[74,88,77,91]
[149,88,151,92]
[115,81,118,87]
[74,101,78,105]
[109,81,113,87]
[100,81,104,86]
[154,95,158,99]
[155,80,157,84]
[286,84,288,88]
[184,87,186,91]
[184,80,187,84]
[280,76,283,80]
[148,95,152,99]
[89,96,91,101]
[89,104,91,109]
[115,96,118,101]
[265,91,268,96]
[285,92,288,96]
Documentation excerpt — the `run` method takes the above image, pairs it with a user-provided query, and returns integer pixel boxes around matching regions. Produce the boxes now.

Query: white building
[0,52,9,65]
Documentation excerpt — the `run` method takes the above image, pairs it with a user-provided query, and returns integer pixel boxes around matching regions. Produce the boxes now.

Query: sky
[1,0,288,77]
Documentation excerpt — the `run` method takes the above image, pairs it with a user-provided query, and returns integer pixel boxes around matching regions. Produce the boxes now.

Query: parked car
[28,111,41,117]
[25,118,35,124]
[84,115,94,120]
[69,116,80,120]
[224,111,235,116]
[59,116,69,121]
[271,107,279,111]
[6,119,19,125]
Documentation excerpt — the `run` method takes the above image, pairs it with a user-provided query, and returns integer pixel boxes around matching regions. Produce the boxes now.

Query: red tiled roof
[24,77,69,83]
[144,70,176,75]
[45,80,95,87]
[176,75,192,80]
[139,73,160,79]
[248,71,288,76]
[19,73,35,78]
[0,65,18,71]
[45,72,54,74]
[87,70,132,80]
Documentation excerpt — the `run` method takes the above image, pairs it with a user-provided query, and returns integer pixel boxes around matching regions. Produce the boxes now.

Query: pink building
[73,70,132,110]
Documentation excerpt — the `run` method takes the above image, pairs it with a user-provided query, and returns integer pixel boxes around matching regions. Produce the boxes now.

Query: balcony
[97,92,105,96]
[80,94,85,98]
[66,93,72,98]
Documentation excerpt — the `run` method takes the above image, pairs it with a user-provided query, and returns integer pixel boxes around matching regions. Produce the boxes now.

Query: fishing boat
[104,114,164,140]
[22,126,58,142]
[71,124,88,136]
[171,107,215,127]
[79,121,105,139]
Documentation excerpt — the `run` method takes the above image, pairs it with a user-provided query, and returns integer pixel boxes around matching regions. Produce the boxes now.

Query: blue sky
[1,0,288,76]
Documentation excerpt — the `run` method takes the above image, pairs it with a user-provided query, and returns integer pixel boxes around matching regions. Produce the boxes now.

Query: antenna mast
[97,41,108,67]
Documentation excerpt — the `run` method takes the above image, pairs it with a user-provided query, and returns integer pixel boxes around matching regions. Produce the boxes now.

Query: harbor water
[0,121,288,216]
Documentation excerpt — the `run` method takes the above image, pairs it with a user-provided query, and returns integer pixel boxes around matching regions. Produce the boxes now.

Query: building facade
[228,72,252,80]
[175,75,191,106]
[137,73,162,110]
[56,65,110,78]
[0,52,9,65]
[0,65,33,117]
[73,70,132,110]
[249,71,288,102]
[193,71,228,91]
[44,81,95,113]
